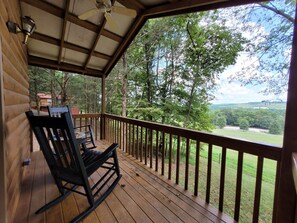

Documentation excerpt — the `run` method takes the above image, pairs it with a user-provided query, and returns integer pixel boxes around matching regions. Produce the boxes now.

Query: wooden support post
[100,74,106,140]
[0,36,7,223]
[276,4,297,222]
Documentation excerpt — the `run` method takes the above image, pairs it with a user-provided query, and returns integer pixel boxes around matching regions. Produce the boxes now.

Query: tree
[215,1,295,95]
[108,13,246,132]
[269,120,282,134]
[238,118,249,130]
[216,116,227,129]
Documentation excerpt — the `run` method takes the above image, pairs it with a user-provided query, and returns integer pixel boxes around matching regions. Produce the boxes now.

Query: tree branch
[258,3,295,23]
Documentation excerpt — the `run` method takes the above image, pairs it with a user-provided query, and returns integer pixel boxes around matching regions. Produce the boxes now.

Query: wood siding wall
[0,0,31,222]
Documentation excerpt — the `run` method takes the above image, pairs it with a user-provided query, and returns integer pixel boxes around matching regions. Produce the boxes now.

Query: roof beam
[143,0,265,18]
[28,56,103,77]
[104,15,147,75]
[83,0,117,69]
[58,0,70,64]
[116,0,145,12]
[31,32,111,61]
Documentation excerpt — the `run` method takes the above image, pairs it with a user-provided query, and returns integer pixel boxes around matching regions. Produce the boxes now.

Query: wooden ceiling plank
[58,0,71,64]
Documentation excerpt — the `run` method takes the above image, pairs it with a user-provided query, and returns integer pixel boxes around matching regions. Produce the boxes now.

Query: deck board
[14,140,235,223]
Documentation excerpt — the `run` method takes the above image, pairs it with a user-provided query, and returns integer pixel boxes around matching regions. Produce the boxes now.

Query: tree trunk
[121,53,128,117]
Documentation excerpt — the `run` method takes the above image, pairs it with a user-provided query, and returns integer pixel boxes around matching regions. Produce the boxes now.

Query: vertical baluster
[145,128,148,165]
[119,121,122,149]
[185,138,190,190]
[113,120,118,143]
[161,131,165,176]
[194,141,200,196]
[176,136,181,185]
[126,122,129,153]
[206,144,213,203]
[273,161,281,223]
[155,131,159,172]
[150,129,153,169]
[117,120,119,144]
[219,147,227,211]
[140,126,143,162]
[253,156,264,223]
[132,124,135,157]
[136,125,139,160]
[128,123,131,155]
[105,118,108,141]
[168,133,172,180]
[95,116,98,140]
[80,117,82,131]
[85,118,88,132]
[234,151,243,221]
[112,120,115,142]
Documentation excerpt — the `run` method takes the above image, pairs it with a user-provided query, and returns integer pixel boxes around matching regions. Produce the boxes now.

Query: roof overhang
[20,0,264,78]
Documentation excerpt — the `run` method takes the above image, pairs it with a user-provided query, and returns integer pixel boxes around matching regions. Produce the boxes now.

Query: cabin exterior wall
[0,0,31,222]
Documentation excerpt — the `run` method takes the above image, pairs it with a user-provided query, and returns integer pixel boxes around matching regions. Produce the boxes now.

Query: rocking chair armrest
[83,143,119,173]
[100,143,119,158]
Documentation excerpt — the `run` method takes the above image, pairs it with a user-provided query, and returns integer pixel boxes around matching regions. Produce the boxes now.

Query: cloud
[212,54,287,104]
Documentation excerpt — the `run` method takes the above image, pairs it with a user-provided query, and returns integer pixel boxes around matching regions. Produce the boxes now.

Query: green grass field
[212,128,283,146]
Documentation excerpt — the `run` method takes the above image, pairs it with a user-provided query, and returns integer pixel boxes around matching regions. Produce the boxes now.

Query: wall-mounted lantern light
[6,16,36,44]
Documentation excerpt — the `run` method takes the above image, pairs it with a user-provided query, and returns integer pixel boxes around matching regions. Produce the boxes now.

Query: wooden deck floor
[14,140,234,223]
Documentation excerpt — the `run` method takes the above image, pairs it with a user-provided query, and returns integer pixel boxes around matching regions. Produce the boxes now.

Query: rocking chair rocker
[26,111,121,223]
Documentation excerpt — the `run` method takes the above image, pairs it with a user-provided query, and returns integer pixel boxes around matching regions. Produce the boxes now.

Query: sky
[211,54,288,104]
[209,3,292,105]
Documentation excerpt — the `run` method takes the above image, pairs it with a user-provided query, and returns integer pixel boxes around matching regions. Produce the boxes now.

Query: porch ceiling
[20,0,262,78]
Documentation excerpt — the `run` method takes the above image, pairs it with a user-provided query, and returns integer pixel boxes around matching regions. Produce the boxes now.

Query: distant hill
[209,101,286,110]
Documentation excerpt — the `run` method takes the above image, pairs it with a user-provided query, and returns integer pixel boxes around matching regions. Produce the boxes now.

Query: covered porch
[1,0,297,223]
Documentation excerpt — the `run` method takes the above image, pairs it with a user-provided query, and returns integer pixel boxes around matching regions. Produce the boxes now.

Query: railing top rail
[72,113,101,118]
[104,113,282,161]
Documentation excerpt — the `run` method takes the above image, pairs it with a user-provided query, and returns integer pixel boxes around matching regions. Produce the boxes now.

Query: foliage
[213,108,285,131]
[238,117,249,130]
[213,1,295,95]
[215,115,227,129]
[28,66,101,113]
[107,13,246,131]
[269,120,282,134]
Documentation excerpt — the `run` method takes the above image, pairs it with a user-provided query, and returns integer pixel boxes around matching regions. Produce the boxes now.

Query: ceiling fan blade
[78,8,99,20]
[112,6,137,18]
[104,13,118,30]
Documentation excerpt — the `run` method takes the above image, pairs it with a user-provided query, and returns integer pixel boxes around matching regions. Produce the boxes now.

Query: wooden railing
[102,113,283,223]
[72,114,101,141]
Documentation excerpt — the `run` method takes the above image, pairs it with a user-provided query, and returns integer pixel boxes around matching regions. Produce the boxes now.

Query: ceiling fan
[78,0,137,29]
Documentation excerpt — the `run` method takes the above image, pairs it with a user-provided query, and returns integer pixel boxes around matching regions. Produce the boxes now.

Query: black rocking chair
[47,106,97,149]
[26,111,121,223]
